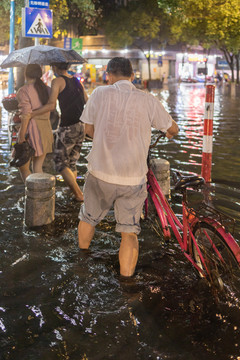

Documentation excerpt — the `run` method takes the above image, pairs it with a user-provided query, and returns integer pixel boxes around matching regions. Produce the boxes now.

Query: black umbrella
[0,45,87,68]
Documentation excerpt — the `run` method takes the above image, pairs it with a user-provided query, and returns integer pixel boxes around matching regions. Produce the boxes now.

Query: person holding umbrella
[16,64,54,182]
[31,62,88,202]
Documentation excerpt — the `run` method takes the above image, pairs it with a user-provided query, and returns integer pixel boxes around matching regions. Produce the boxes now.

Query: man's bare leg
[78,221,95,249]
[119,232,139,277]
[61,167,84,201]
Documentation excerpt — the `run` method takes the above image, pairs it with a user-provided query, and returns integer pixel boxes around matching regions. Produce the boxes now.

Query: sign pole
[8,0,15,94]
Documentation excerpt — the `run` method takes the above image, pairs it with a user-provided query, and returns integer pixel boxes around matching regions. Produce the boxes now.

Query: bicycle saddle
[173,171,205,191]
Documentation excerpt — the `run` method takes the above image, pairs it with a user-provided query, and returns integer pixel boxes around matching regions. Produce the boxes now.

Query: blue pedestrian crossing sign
[22,7,53,38]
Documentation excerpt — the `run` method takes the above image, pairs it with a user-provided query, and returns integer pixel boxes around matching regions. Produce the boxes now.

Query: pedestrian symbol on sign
[72,38,83,54]
[73,40,81,50]
[22,7,53,38]
[27,13,50,36]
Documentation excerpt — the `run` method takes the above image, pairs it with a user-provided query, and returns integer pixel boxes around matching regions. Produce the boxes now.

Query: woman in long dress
[16,64,53,182]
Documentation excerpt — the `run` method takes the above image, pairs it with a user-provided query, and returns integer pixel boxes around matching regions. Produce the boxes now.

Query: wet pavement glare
[0,83,240,360]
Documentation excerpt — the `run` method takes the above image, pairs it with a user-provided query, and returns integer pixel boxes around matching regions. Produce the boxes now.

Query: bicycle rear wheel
[192,222,240,290]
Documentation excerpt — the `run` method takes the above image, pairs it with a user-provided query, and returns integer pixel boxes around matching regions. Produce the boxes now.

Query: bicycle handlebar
[150,130,166,149]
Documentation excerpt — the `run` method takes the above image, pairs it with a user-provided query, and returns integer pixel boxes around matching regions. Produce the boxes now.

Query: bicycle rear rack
[187,202,236,235]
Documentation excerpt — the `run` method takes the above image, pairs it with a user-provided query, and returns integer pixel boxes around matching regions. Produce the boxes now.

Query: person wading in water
[31,62,88,201]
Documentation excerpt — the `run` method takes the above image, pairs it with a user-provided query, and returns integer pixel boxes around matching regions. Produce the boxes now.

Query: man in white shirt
[78,57,179,277]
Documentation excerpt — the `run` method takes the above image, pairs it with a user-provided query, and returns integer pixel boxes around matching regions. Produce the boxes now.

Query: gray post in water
[25,173,56,227]
[150,158,170,197]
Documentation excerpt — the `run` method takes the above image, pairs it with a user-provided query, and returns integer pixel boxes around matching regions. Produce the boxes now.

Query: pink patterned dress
[17,83,53,156]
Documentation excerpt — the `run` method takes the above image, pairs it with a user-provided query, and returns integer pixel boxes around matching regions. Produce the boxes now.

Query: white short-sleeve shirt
[81,80,173,186]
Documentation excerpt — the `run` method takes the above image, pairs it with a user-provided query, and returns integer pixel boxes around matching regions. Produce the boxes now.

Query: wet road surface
[0,83,240,360]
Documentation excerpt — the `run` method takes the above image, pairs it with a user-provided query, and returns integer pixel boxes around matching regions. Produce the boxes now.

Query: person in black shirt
[31,62,88,201]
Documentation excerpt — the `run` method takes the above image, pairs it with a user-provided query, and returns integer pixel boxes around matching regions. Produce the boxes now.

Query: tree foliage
[57,0,102,37]
[2,0,240,82]
[0,0,25,44]
[104,0,165,79]
[166,0,240,81]
[105,1,161,48]
[0,0,101,46]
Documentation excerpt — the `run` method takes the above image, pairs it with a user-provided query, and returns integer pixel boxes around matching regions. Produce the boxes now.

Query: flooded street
[0,82,240,360]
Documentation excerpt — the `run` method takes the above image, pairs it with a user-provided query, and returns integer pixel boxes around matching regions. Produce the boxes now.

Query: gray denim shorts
[79,173,147,234]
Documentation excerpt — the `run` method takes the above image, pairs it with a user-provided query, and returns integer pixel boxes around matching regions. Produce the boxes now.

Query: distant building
[54,35,231,83]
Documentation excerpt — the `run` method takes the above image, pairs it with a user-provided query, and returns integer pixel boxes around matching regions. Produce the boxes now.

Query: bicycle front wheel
[192,222,240,290]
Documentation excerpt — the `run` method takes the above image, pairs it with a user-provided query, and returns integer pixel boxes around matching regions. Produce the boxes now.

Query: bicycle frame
[146,167,240,278]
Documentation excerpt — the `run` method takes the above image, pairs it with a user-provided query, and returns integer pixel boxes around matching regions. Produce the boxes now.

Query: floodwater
[0,82,240,360]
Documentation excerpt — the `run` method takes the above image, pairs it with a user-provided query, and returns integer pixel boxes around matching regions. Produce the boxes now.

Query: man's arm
[81,82,88,103]
[31,78,61,117]
[85,124,94,139]
[166,119,179,139]
[151,97,179,139]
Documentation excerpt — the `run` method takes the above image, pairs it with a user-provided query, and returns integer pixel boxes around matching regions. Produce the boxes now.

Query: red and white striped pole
[201,85,215,183]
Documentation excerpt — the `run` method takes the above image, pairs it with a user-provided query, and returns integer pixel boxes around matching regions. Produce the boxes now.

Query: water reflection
[155,84,240,232]
[0,84,240,359]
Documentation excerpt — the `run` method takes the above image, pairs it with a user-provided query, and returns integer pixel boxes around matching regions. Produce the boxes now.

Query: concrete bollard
[24,173,56,227]
[150,158,170,197]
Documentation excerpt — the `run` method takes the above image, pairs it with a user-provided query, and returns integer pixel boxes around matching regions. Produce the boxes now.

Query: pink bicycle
[144,132,240,290]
